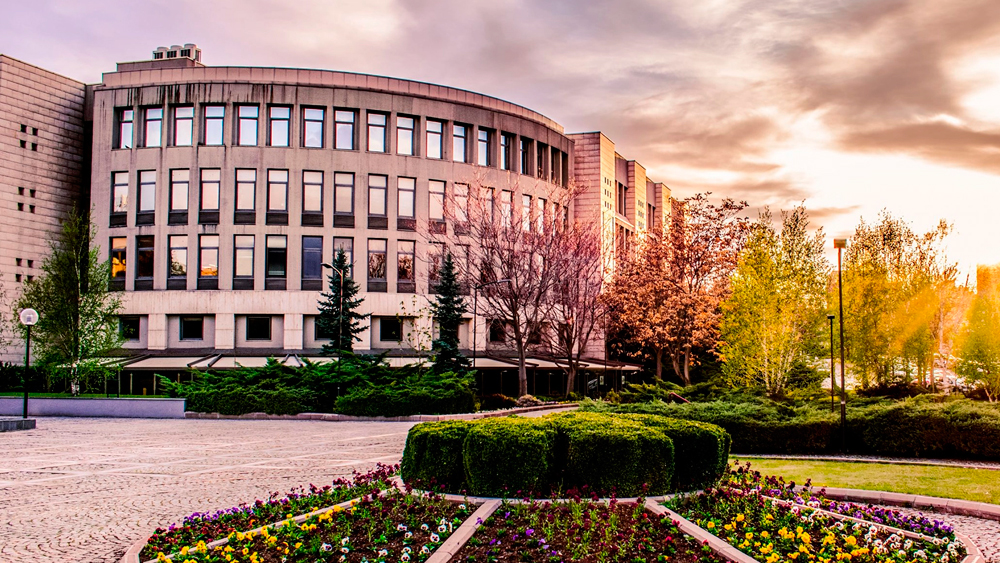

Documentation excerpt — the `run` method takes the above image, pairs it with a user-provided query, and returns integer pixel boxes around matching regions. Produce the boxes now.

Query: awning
[472,357,520,369]
[114,356,206,370]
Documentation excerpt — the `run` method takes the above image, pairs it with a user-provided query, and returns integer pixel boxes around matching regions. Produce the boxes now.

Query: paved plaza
[0,417,415,563]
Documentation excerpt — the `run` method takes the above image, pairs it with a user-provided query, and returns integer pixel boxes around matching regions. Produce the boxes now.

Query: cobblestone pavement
[880,506,1000,562]
[0,417,415,563]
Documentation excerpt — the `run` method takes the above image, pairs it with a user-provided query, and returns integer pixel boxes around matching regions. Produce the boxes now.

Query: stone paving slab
[0,417,416,563]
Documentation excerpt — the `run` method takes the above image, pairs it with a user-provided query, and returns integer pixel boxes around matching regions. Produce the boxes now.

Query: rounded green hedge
[400,411,730,496]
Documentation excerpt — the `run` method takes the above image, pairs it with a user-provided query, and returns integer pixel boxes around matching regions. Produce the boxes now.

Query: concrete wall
[0,397,186,418]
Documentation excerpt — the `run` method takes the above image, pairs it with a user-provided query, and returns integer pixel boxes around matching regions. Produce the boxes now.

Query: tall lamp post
[19,308,38,419]
[828,314,835,413]
[472,279,512,369]
[834,238,848,452]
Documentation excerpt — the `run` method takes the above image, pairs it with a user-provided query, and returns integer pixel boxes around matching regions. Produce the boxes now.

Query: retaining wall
[0,397,186,418]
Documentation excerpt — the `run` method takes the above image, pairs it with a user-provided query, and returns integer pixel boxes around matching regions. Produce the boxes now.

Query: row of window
[108,168,568,232]
[122,314,413,344]
[113,104,569,184]
[110,234,462,293]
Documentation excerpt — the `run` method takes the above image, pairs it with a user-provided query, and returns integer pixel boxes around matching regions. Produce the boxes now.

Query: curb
[183,403,577,422]
[424,500,501,563]
[645,500,761,563]
[798,485,1000,521]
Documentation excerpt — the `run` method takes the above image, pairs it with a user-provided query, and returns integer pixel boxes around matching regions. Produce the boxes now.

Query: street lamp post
[828,314,835,413]
[472,279,512,369]
[19,308,38,419]
[834,238,848,451]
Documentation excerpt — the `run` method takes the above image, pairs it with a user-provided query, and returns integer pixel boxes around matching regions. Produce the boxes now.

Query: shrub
[183,386,311,415]
[515,394,543,407]
[401,421,471,492]
[463,417,558,496]
[616,413,729,490]
[548,412,674,496]
[335,384,476,417]
[479,394,517,411]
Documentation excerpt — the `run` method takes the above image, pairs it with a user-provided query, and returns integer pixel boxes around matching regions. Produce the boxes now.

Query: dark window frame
[179,316,204,341]
[246,316,272,341]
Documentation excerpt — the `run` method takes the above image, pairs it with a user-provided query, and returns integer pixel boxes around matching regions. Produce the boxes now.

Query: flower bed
[723,463,957,539]
[668,464,967,563]
[452,493,726,563]
[160,486,470,563]
[141,464,396,560]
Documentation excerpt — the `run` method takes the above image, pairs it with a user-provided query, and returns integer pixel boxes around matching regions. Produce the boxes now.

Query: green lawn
[732,457,1000,505]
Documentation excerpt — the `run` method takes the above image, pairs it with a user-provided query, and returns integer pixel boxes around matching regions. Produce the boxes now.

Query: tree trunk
[565,365,576,397]
[682,347,691,386]
[517,346,528,397]
[670,352,682,381]
[654,348,663,380]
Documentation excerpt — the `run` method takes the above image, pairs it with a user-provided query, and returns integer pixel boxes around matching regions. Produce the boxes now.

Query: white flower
[916,551,928,559]
[404,531,413,539]
[342,537,351,546]
[430,533,440,543]
[397,524,408,532]
[339,557,346,563]
[378,549,388,557]
[321,543,333,552]
[401,555,410,562]
[420,545,431,554]
[420,524,429,531]
[458,504,467,510]
[403,547,411,553]
[341,547,350,554]
[438,525,447,533]
[942,556,949,563]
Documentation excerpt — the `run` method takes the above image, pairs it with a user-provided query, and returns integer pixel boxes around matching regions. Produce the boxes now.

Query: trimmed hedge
[463,417,558,496]
[183,387,311,415]
[335,385,476,417]
[401,412,729,496]
[581,398,1000,459]
[401,421,471,492]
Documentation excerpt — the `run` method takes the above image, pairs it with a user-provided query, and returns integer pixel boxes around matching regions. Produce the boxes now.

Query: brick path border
[184,403,577,422]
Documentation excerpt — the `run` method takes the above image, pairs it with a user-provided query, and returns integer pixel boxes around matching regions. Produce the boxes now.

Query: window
[500,190,512,228]
[204,106,224,145]
[397,177,415,218]
[120,317,140,341]
[522,195,532,231]
[266,235,287,278]
[380,317,402,342]
[500,133,512,170]
[246,316,271,340]
[179,317,203,340]
[367,112,387,152]
[111,172,128,213]
[269,106,290,147]
[136,235,154,279]
[302,236,323,281]
[116,109,134,149]
[520,138,530,174]
[429,180,445,221]
[396,116,415,155]
[334,237,354,275]
[199,235,220,278]
[334,110,355,149]
[426,120,443,159]
[397,240,415,282]
[453,124,467,162]
[455,183,469,223]
[174,107,194,146]
[200,169,221,211]
[334,172,354,215]
[144,108,163,147]
[477,129,490,166]
[236,169,256,211]
[537,143,546,178]
[303,108,325,148]
[267,169,288,211]
[234,235,255,278]
[138,171,156,213]
[368,174,387,216]
[237,106,259,146]
[111,237,127,279]
[489,319,506,343]
[536,198,546,233]
[169,235,188,277]
[170,169,189,211]
[429,242,445,285]
[368,239,387,281]
[303,171,323,213]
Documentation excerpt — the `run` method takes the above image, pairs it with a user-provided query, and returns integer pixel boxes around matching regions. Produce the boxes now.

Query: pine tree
[430,252,471,375]
[318,249,369,354]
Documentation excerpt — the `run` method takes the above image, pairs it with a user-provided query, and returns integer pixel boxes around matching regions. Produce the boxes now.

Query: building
[2,46,667,393]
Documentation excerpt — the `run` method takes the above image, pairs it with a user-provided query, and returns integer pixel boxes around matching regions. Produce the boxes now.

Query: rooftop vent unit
[152,44,201,62]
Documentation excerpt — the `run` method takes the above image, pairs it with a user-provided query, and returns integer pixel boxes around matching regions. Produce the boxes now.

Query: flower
[430,533,440,543]
[321,543,333,552]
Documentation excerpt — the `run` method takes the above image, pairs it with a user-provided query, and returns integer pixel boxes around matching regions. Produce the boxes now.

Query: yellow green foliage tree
[956,268,1000,401]
[719,205,829,397]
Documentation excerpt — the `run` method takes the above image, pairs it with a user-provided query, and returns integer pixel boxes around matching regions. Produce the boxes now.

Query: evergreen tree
[430,252,471,375]
[317,249,368,354]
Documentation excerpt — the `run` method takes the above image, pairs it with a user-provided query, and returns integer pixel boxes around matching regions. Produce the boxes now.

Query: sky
[4,0,1000,278]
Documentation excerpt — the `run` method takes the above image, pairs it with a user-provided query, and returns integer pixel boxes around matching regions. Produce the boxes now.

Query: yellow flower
[736,514,745,522]
[746,532,754,540]
[761,531,770,539]
[844,537,857,547]
[707,522,716,529]
[180,547,189,556]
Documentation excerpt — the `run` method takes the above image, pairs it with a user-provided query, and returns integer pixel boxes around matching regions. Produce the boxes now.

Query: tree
[317,249,369,354]
[608,193,748,385]
[15,208,122,386]
[550,220,605,396]
[955,288,1000,401]
[719,205,829,397]
[430,252,471,375]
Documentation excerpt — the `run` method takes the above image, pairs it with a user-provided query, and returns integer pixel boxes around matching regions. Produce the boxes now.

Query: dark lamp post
[834,238,848,451]
[19,308,38,419]
[828,314,835,413]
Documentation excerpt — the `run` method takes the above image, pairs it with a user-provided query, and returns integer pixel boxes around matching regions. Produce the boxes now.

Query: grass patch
[733,457,1000,504]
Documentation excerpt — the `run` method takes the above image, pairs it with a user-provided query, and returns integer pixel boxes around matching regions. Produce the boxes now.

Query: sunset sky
[4,0,1000,279]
